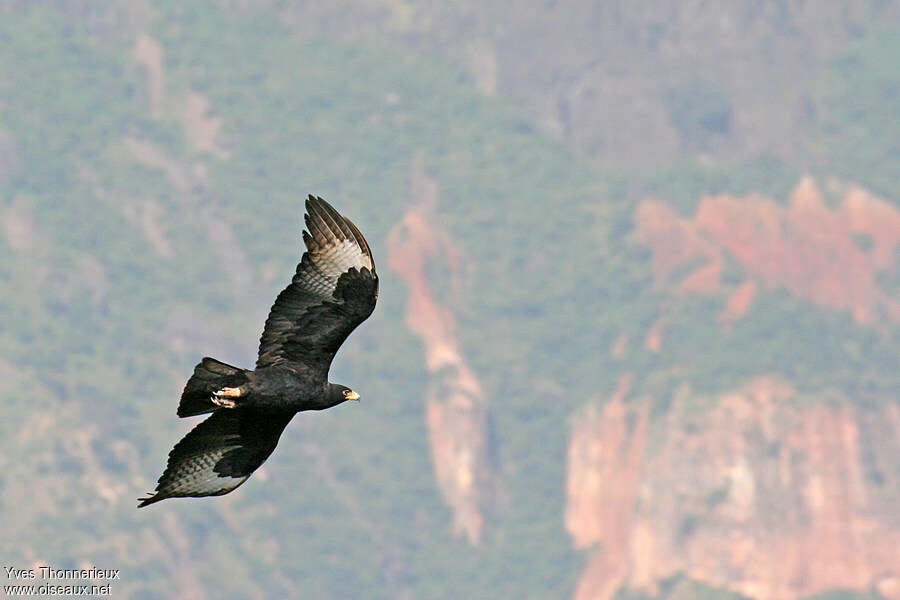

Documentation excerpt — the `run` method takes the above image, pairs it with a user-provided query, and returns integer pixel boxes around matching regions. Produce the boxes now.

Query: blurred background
[1,1,899,599]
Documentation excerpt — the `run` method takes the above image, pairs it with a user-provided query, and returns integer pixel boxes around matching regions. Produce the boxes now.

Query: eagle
[139,196,378,507]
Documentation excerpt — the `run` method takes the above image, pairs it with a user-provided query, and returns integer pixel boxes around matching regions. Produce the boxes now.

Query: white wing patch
[299,197,375,299]
[312,238,372,278]
[162,437,248,497]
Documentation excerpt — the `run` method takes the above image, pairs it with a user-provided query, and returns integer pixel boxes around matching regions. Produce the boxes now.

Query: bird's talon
[211,393,237,409]
[216,387,243,398]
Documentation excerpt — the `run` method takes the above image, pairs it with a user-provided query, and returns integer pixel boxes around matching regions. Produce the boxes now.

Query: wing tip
[302,195,373,266]
[137,493,162,508]
[303,197,346,251]
[305,194,328,216]
[304,196,340,244]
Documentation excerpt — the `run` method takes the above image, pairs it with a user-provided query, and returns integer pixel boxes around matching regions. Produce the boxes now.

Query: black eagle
[139,196,377,507]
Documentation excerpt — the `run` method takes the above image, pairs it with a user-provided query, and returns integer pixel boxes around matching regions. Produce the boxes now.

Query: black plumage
[139,196,377,507]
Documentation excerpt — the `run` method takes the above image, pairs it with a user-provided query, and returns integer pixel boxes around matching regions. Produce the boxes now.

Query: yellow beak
[346,391,360,401]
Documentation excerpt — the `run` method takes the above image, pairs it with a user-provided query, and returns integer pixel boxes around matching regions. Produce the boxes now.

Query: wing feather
[138,409,293,507]
[256,196,378,371]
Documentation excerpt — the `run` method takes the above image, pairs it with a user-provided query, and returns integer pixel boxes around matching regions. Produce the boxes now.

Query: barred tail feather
[177,357,247,417]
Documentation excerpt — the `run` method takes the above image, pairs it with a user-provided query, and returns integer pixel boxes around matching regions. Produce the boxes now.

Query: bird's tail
[177,357,248,417]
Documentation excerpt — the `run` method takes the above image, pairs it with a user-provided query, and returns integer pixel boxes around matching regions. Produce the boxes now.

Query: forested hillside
[1,2,898,599]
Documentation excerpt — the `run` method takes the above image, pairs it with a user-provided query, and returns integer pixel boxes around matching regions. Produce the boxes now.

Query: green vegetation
[665,79,734,151]
[1,3,897,599]
[814,27,900,200]
[803,591,888,600]
[615,575,752,600]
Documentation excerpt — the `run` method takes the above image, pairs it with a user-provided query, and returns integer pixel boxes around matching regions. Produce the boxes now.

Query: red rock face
[572,180,900,598]
[635,177,900,323]
[567,373,647,600]
[387,190,491,546]
[566,377,900,600]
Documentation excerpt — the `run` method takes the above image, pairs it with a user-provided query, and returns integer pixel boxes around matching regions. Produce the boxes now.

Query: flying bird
[139,196,377,507]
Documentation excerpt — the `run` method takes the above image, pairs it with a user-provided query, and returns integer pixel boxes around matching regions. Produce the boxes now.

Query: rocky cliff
[387,171,492,545]
[635,177,900,323]
[567,178,900,600]
[567,377,900,600]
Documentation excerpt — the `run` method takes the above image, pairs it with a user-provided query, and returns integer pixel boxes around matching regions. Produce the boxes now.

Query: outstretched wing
[138,409,294,507]
[256,195,378,373]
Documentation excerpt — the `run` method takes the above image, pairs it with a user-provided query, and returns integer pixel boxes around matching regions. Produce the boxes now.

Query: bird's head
[328,383,360,405]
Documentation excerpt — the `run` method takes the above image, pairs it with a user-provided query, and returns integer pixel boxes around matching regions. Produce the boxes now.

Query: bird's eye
[342,390,351,397]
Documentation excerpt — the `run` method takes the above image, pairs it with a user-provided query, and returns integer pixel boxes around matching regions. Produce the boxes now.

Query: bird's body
[238,366,330,411]
[139,196,377,507]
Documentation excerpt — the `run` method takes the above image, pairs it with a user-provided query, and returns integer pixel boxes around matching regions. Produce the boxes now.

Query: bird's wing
[256,195,378,373]
[138,409,294,507]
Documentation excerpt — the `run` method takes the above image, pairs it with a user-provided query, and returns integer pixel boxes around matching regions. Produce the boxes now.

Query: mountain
[1,2,898,599]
